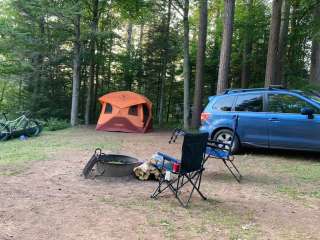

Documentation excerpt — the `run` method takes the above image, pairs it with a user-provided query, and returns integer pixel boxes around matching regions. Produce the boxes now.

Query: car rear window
[212,96,235,112]
[235,94,263,112]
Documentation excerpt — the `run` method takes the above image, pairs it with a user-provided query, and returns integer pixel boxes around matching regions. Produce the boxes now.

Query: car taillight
[201,112,210,122]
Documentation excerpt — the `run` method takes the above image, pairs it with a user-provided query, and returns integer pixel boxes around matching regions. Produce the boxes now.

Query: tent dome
[99,91,152,109]
[96,91,152,133]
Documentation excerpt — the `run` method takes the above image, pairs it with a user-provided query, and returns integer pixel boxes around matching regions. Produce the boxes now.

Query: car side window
[268,94,319,114]
[234,94,263,112]
[212,96,235,112]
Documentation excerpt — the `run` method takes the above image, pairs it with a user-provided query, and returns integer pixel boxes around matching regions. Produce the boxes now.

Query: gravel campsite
[1,128,319,240]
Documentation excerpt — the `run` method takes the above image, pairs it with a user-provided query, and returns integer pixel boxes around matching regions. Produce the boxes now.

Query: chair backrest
[180,132,209,174]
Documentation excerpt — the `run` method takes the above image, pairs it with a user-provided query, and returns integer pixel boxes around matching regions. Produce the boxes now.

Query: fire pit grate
[83,149,141,178]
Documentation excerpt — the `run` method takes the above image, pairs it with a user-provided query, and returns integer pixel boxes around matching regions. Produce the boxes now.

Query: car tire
[212,129,240,154]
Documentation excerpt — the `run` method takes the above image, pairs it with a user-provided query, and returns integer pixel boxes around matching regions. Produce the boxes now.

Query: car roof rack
[223,86,287,95]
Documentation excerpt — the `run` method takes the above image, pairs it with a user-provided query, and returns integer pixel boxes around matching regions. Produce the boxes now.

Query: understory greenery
[0,0,319,125]
[43,118,71,131]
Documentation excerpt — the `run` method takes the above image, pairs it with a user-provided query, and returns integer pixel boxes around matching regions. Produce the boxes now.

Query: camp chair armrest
[207,140,232,148]
[156,152,180,164]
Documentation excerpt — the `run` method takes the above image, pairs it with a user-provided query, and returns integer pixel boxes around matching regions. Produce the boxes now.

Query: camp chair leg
[222,159,242,183]
[184,171,207,200]
[174,172,206,208]
[151,179,167,199]
[151,177,179,199]
[152,172,206,208]
[197,170,206,199]
[151,182,162,198]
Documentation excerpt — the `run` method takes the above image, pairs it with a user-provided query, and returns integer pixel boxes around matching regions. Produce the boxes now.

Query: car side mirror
[301,107,315,119]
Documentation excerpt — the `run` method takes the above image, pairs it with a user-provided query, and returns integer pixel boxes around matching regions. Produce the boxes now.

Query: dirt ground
[0,127,320,240]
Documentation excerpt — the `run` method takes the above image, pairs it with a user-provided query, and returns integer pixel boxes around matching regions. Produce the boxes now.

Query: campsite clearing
[0,127,319,240]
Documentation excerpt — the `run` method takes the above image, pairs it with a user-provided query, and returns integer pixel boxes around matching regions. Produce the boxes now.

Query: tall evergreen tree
[265,0,282,87]
[158,0,172,127]
[276,0,290,87]
[241,0,253,88]
[310,3,320,85]
[182,0,190,129]
[85,0,100,125]
[70,7,81,126]
[191,0,208,128]
[216,0,236,94]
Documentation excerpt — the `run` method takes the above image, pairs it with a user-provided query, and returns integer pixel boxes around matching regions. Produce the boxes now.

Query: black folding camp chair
[206,115,242,183]
[151,132,209,208]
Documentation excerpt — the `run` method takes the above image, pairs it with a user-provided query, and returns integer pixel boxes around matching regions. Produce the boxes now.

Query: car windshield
[301,92,320,104]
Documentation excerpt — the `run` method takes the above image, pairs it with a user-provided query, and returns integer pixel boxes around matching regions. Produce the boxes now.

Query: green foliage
[0,0,318,125]
[43,118,70,131]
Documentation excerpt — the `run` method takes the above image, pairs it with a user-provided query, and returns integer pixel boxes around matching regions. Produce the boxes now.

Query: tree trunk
[18,78,23,110]
[124,22,133,90]
[70,13,81,126]
[183,0,190,129]
[85,0,99,125]
[241,0,253,88]
[92,48,100,121]
[211,7,221,93]
[276,0,290,87]
[80,64,88,117]
[310,4,320,85]
[137,24,144,92]
[265,0,282,87]
[191,0,208,128]
[166,64,175,123]
[31,16,45,109]
[106,34,114,90]
[158,0,172,127]
[216,0,235,94]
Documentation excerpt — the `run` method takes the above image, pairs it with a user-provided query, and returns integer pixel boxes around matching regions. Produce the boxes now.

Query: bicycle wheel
[24,120,42,137]
[0,123,10,141]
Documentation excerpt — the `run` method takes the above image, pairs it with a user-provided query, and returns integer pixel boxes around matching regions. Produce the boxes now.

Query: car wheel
[213,129,240,153]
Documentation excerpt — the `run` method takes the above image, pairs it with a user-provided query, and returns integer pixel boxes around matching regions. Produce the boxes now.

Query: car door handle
[268,118,280,122]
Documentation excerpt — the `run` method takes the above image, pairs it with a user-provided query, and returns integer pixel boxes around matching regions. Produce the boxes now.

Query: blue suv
[200,88,320,152]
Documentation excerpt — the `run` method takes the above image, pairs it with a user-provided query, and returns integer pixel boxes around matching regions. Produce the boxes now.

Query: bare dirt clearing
[0,127,320,240]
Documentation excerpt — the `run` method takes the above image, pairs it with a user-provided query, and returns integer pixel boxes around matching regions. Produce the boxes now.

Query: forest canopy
[0,0,319,127]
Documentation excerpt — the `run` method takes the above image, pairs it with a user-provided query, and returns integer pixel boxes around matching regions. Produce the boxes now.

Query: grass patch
[278,162,320,182]
[0,127,119,174]
[310,191,320,198]
[276,185,320,200]
[271,161,320,200]
[99,195,261,239]
[276,186,302,199]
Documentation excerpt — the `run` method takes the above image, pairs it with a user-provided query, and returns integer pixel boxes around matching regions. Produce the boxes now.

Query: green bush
[44,118,70,131]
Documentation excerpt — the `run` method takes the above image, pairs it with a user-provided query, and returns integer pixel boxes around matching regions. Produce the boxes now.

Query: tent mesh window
[105,103,112,114]
[128,105,138,116]
[143,104,149,125]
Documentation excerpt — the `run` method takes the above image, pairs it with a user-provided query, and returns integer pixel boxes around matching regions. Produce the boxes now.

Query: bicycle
[0,111,42,141]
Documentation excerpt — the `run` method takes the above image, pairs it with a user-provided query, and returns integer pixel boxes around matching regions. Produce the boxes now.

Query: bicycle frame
[4,115,30,133]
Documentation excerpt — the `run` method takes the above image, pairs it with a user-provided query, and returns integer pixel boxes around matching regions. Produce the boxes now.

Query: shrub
[44,118,70,131]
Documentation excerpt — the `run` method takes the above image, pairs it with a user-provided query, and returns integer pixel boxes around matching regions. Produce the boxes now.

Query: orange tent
[96,91,152,133]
